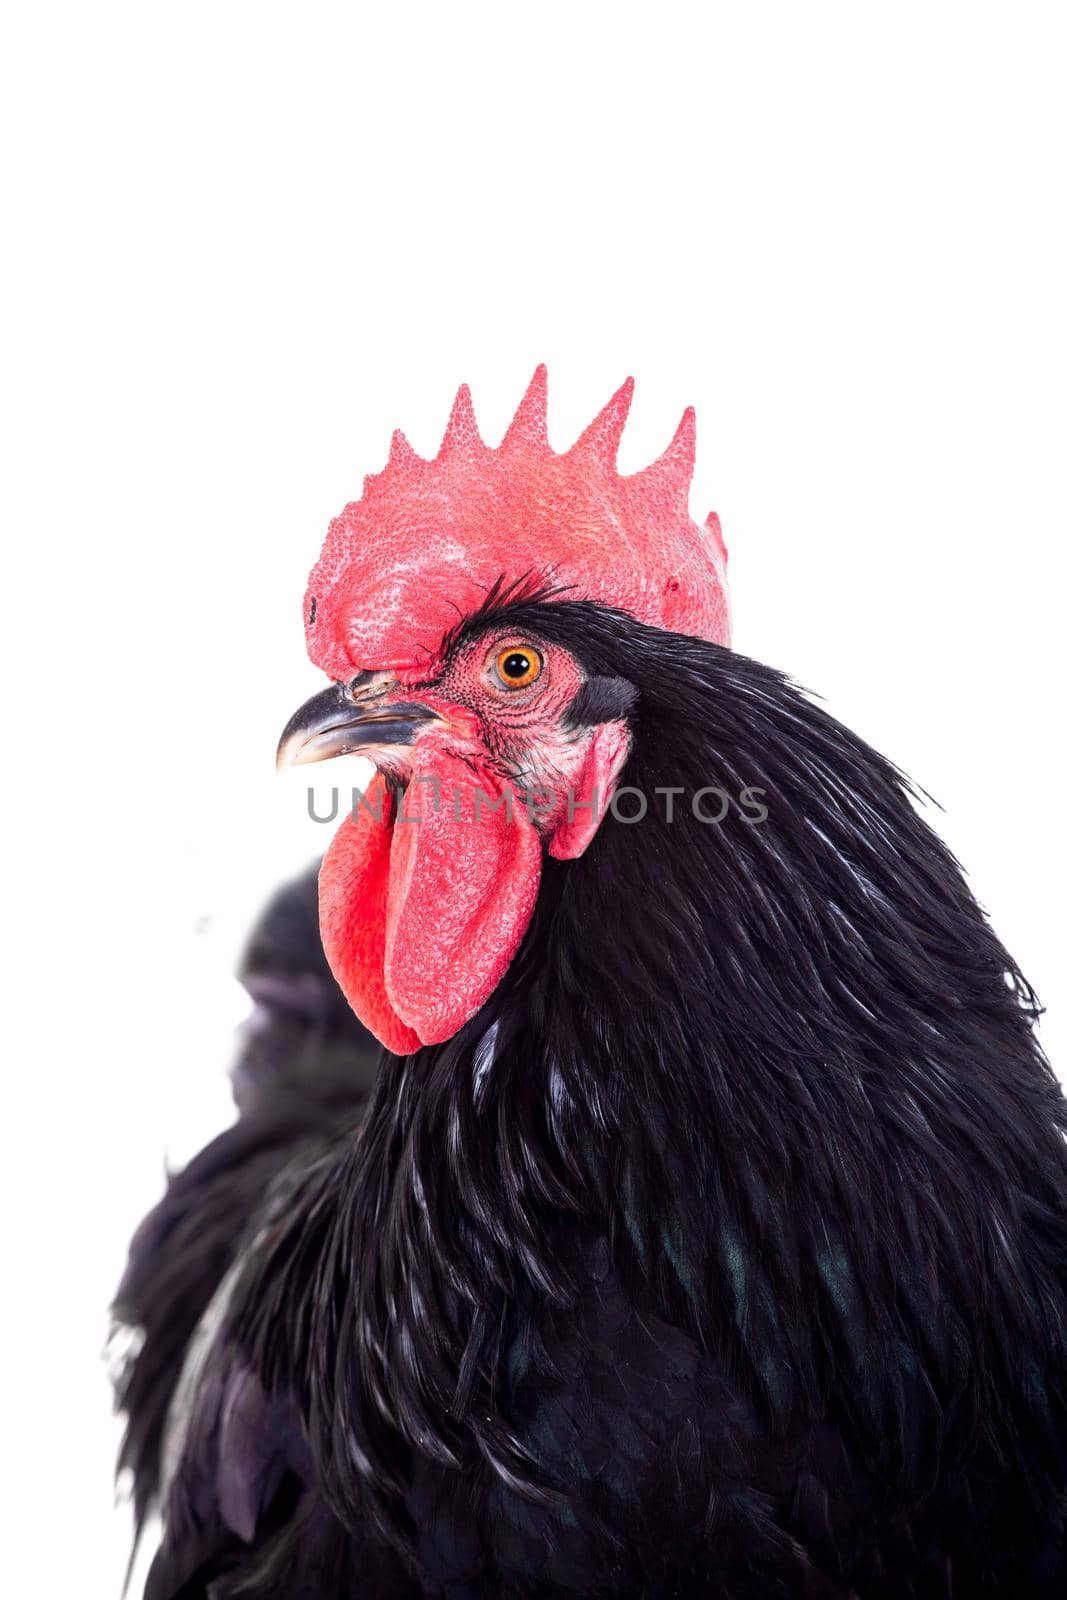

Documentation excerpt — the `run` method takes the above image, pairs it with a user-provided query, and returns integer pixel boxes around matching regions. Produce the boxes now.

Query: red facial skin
[318,631,631,1051]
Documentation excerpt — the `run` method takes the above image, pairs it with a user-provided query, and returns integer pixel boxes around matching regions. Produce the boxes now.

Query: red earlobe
[548,721,632,861]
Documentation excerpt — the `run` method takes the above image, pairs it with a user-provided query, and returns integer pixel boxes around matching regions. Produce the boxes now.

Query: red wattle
[318,776,421,1055]
[384,746,542,1045]
[318,755,543,1052]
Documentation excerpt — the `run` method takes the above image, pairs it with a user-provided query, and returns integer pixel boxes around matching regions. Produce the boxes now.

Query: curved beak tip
[274,733,307,772]
[276,684,441,772]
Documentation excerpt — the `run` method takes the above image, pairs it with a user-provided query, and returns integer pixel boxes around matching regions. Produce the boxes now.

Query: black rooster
[116,594,1067,1597]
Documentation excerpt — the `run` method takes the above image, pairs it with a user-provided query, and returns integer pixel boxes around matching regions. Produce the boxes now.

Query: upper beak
[276,679,442,770]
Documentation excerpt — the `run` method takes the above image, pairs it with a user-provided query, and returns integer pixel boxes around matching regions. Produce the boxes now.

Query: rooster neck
[305,607,1067,1538]
[352,607,1067,1378]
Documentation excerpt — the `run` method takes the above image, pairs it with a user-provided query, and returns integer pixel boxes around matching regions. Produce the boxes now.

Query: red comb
[305,367,730,680]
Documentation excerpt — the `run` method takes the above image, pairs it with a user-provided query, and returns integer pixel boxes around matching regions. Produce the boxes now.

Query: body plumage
[118,601,1067,1596]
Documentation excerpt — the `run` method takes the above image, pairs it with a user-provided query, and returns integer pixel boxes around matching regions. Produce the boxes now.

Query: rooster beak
[276,679,442,770]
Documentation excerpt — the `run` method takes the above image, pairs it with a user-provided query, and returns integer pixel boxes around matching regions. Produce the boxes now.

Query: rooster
[115,370,1067,1597]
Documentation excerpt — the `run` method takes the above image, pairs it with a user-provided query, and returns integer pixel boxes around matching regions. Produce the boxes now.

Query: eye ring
[491,643,543,690]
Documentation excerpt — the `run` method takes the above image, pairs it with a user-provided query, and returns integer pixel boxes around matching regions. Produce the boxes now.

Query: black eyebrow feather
[437,570,577,660]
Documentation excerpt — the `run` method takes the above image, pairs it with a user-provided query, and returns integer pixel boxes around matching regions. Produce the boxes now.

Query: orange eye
[493,644,543,689]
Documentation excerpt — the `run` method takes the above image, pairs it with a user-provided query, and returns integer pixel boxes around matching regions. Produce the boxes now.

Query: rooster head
[278,370,730,1052]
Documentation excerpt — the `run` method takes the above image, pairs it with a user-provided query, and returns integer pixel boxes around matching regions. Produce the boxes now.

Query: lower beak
[276,683,442,770]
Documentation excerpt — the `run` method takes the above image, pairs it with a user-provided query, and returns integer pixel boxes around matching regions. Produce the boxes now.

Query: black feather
[563,675,639,728]
[111,866,380,1562]
[117,604,1067,1596]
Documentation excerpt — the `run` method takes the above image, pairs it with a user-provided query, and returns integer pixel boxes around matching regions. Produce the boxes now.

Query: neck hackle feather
[229,600,1067,1584]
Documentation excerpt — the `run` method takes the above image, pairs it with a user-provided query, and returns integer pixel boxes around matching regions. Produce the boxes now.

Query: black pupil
[502,651,532,681]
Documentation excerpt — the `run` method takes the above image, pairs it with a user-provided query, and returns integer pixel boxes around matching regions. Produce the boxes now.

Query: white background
[3,4,1064,1593]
